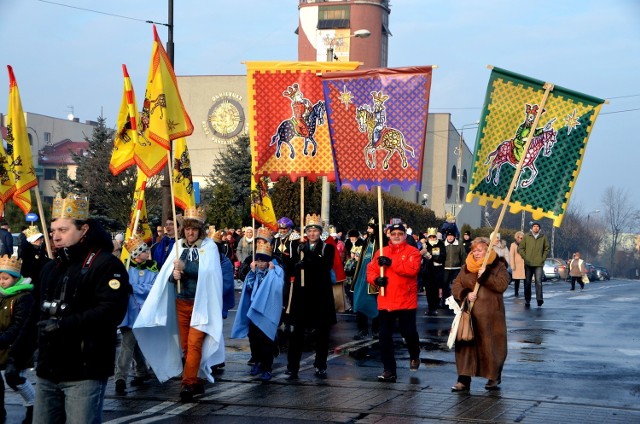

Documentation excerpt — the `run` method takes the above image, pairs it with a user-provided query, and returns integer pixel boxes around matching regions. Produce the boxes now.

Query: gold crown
[304,213,322,229]
[255,243,273,257]
[210,229,225,243]
[0,255,22,276]
[183,207,206,223]
[255,227,273,242]
[368,217,377,226]
[52,193,89,220]
[25,225,41,239]
[371,90,389,105]
[427,227,438,237]
[351,246,362,256]
[124,236,148,259]
[328,225,337,235]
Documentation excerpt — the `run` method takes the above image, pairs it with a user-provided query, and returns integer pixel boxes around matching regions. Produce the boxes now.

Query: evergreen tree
[57,116,136,231]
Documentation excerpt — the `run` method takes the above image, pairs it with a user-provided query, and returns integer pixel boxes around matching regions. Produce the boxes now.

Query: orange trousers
[176,298,206,386]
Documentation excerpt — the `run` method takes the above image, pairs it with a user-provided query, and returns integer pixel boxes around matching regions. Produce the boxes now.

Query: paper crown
[255,227,273,242]
[0,255,22,277]
[427,227,438,237]
[304,213,323,230]
[25,225,44,243]
[183,207,206,223]
[351,245,362,256]
[210,229,225,243]
[52,193,89,220]
[328,225,337,236]
[367,217,377,227]
[124,236,148,259]
[255,243,273,258]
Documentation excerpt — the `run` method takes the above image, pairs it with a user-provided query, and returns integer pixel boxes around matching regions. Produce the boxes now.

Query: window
[317,5,350,29]
[459,187,465,201]
[462,169,468,183]
[451,165,457,180]
[44,132,51,144]
[447,184,453,200]
[44,168,56,180]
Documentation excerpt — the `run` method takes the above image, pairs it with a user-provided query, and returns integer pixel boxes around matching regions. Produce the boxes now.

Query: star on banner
[339,85,353,110]
[564,109,581,135]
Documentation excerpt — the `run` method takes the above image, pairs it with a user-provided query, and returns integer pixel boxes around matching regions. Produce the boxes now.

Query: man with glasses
[366,222,421,382]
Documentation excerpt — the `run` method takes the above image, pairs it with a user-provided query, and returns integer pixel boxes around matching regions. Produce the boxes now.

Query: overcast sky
[2,0,639,218]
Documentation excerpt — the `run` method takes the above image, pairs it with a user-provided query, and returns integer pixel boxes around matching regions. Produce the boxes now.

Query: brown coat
[510,242,526,280]
[452,257,509,381]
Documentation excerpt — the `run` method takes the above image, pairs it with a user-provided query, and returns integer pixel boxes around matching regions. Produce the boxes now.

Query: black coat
[36,220,130,382]
[290,239,336,329]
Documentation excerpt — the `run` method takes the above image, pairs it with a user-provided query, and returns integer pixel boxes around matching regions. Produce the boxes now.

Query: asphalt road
[5,278,640,423]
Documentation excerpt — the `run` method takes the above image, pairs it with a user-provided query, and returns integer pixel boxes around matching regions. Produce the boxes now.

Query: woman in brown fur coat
[451,237,509,392]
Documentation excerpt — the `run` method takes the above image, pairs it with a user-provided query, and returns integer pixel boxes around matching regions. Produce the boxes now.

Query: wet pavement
[5,278,640,423]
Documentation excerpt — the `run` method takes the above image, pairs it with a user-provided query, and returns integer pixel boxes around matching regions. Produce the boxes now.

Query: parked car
[543,258,563,281]
[594,266,610,281]
[584,262,598,281]
[548,258,568,280]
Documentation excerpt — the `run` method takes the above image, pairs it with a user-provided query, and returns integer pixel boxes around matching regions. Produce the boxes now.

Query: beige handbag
[456,299,474,342]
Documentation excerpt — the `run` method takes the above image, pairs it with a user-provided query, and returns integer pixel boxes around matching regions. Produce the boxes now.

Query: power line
[35,0,168,26]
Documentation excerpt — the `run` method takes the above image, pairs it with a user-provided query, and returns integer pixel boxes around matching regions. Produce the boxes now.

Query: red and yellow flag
[6,66,37,214]
[110,65,169,177]
[251,176,277,232]
[246,61,359,183]
[120,168,153,263]
[172,137,195,210]
[142,25,193,151]
[0,144,16,217]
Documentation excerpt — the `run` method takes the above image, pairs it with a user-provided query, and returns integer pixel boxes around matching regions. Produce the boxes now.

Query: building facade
[297,0,391,68]
[0,112,97,205]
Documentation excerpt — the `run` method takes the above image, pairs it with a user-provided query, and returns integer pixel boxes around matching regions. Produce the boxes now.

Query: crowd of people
[1,196,597,422]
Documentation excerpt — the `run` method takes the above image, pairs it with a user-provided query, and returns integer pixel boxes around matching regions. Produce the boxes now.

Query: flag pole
[299,177,305,287]
[166,149,181,293]
[471,82,554,309]
[376,186,385,297]
[33,188,52,258]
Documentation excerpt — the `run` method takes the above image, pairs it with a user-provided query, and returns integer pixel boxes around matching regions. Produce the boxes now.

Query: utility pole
[161,0,174,223]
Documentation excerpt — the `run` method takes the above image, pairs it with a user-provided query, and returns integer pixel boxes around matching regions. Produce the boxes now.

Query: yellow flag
[0,143,16,217]
[251,176,278,232]
[141,25,193,151]
[6,66,37,214]
[110,64,138,175]
[172,137,195,210]
[120,168,153,263]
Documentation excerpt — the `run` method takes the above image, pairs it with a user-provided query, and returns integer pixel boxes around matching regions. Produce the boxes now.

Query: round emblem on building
[204,93,246,144]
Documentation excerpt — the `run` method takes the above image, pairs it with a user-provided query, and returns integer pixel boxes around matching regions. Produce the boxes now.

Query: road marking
[103,401,176,423]
[535,319,603,324]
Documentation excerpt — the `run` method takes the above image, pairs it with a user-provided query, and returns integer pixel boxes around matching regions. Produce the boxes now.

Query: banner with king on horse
[321,66,433,191]
[246,61,359,183]
[466,67,605,227]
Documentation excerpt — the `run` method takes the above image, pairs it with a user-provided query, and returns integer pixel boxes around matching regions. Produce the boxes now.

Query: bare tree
[601,186,638,274]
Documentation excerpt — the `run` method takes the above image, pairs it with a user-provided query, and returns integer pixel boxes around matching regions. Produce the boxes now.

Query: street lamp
[321,28,370,225]
[453,122,478,216]
[421,193,429,207]
[587,209,600,224]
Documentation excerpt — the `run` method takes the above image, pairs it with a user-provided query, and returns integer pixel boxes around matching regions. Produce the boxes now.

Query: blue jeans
[33,377,107,424]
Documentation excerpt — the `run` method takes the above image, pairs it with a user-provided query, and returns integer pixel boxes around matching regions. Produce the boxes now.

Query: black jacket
[36,220,130,382]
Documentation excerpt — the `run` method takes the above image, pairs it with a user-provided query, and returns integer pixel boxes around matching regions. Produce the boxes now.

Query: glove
[294,261,305,271]
[374,276,388,287]
[377,256,392,267]
[38,318,61,334]
[4,362,25,390]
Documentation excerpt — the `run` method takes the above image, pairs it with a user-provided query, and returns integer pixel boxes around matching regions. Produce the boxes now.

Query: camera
[42,300,67,317]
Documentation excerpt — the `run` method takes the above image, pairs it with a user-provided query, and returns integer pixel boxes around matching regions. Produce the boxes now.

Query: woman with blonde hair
[451,236,509,392]
[510,231,525,297]
[235,227,254,264]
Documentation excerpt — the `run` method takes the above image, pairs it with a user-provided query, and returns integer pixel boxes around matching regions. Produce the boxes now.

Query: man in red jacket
[366,222,422,382]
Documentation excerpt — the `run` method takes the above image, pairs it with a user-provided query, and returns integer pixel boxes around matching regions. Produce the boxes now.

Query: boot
[22,405,33,424]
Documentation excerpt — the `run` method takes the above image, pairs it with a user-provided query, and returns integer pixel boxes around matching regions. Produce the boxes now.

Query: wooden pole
[166,149,181,294]
[299,177,305,287]
[33,188,52,258]
[377,186,385,297]
[470,82,554,310]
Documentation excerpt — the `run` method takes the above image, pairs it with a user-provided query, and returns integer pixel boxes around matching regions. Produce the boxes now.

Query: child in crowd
[231,238,284,382]
[0,255,36,424]
[115,237,158,395]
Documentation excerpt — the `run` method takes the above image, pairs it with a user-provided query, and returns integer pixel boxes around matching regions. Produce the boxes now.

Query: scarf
[465,249,497,274]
